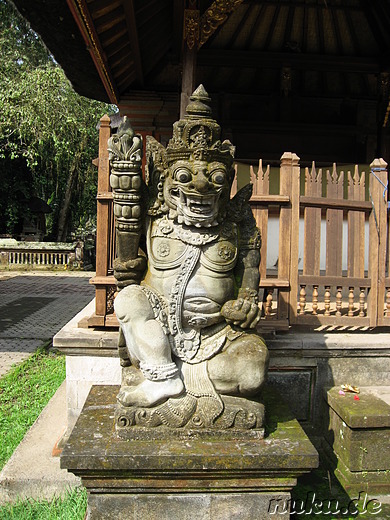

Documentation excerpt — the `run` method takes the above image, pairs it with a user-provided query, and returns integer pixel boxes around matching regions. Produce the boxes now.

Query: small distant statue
[108,85,268,430]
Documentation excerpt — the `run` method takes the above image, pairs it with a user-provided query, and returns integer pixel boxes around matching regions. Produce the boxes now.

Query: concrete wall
[65,356,121,436]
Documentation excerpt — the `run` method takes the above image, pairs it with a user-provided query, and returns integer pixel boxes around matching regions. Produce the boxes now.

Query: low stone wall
[0,239,83,270]
[266,332,390,426]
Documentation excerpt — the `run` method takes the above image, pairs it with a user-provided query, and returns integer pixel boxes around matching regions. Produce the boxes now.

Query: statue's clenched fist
[114,256,147,288]
[221,298,260,329]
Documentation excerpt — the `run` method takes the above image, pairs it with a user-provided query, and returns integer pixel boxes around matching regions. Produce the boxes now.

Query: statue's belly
[144,264,234,328]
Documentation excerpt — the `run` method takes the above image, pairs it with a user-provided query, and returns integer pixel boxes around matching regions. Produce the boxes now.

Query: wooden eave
[67,0,120,104]
[11,0,390,128]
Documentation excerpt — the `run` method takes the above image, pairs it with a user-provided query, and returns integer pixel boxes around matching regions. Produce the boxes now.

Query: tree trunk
[56,137,87,242]
[56,162,78,242]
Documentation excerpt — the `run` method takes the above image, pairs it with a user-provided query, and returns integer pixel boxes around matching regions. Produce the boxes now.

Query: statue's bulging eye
[211,171,225,185]
[175,169,191,183]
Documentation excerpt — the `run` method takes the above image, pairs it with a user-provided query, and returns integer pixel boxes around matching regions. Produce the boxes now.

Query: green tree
[0,0,116,240]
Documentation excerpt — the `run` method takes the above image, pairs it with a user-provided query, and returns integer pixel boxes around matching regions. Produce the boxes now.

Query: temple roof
[11,0,390,161]
[12,1,390,103]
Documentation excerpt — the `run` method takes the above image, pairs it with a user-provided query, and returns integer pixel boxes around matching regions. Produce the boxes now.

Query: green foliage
[0,344,66,470]
[0,487,87,519]
[0,0,116,238]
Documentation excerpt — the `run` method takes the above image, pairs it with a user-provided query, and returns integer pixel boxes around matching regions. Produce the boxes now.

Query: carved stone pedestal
[324,387,390,495]
[61,386,318,520]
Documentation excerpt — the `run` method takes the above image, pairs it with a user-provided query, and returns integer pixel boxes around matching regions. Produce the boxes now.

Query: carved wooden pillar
[95,114,112,318]
[108,118,143,288]
[279,152,300,323]
[368,158,388,326]
[181,3,199,118]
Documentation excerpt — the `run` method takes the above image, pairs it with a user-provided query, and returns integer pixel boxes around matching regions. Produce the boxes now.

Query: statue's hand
[114,256,147,287]
[221,298,260,329]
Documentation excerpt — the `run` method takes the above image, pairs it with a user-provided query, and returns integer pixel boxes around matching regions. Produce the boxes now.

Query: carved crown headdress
[146,85,236,215]
[166,85,235,165]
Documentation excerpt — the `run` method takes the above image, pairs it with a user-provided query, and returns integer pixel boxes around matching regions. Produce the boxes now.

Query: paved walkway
[0,271,95,377]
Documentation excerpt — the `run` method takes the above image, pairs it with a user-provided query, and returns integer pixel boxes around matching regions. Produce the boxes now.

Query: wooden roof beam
[284,3,295,48]
[264,4,280,50]
[122,0,144,85]
[66,0,119,103]
[105,35,130,59]
[198,49,381,74]
[245,3,266,49]
[370,0,390,45]
[359,0,389,52]
[99,23,127,48]
[110,46,132,70]
[94,7,125,35]
[226,3,252,48]
[330,6,343,55]
[344,6,362,56]
[116,69,137,90]
[89,0,122,20]
[198,0,244,48]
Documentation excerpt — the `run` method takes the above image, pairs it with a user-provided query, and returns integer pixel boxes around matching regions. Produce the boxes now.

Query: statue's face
[164,159,230,227]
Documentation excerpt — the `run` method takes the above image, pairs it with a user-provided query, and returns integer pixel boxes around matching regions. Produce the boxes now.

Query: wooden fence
[237,155,389,329]
[88,116,389,330]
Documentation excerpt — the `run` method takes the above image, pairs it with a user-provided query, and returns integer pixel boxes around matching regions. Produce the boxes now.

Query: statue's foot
[117,376,184,408]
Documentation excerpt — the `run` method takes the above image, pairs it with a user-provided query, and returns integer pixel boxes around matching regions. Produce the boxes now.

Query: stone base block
[323,442,390,497]
[86,492,291,520]
[324,387,390,495]
[61,385,318,520]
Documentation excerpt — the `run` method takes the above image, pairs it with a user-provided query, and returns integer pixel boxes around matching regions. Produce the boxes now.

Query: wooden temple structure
[12,0,390,164]
[11,0,390,330]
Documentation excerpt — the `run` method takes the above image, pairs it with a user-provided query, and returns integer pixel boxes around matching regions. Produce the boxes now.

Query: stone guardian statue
[109,85,269,430]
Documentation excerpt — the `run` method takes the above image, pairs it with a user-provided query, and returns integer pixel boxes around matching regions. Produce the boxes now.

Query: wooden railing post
[250,160,270,281]
[95,114,112,318]
[279,152,300,323]
[326,164,344,276]
[368,158,388,326]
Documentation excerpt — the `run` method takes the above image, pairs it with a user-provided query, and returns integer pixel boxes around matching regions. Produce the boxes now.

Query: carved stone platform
[61,385,318,520]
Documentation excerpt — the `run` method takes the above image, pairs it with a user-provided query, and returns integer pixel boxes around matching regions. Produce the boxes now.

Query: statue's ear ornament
[146,136,169,216]
[228,184,254,223]
[221,139,236,158]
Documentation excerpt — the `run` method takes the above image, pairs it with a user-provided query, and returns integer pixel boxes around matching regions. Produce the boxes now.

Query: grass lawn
[0,345,88,519]
[0,343,66,470]
[0,488,87,520]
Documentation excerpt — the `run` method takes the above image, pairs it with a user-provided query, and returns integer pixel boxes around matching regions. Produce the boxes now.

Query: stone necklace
[164,220,219,361]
